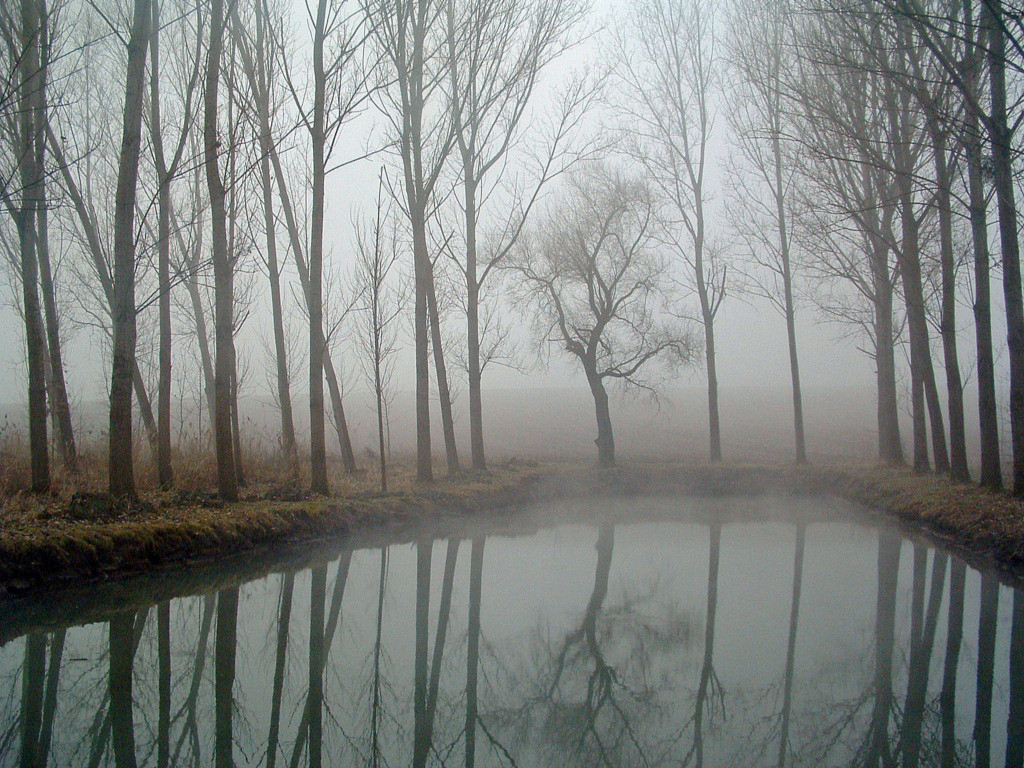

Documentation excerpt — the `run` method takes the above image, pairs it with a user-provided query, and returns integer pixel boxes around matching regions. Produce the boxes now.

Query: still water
[1,495,1022,767]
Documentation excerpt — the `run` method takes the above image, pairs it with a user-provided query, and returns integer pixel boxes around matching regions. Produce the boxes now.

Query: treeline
[2,0,1024,497]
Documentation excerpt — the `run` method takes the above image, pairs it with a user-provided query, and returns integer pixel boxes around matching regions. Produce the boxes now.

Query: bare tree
[511,163,696,467]
[614,0,726,462]
[109,0,153,497]
[356,170,403,494]
[204,0,237,501]
[149,0,203,487]
[369,0,457,482]
[1,0,50,491]
[726,0,807,464]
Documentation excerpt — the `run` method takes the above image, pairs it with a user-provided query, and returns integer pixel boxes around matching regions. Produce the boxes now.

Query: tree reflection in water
[1,518,1022,768]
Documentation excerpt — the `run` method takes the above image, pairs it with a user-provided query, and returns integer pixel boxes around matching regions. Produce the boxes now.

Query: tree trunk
[20,632,45,768]
[205,0,238,502]
[413,213,433,482]
[426,259,459,475]
[109,0,151,498]
[958,0,1001,490]
[157,602,170,768]
[701,302,721,463]
[939,559,965,768]
[465,537,484,768]
[45,123,159,456]
[866,532,900,768]
[930,127,969,482]
[984,0,1024,495]
[263,130,356,475]
[966,99,1001,489]
[214,588,238,768]
[32,3,75,475]
[308,567,326,768]
[323,353,357,474]
[870,225,903,465]
[266,574,293,768]
[413,541,432,768]
[974,574,998,768]
[464,178,486,471]
[587,369,615,468]
[777,523,804,768]
[150,0,174,487]
[109,614,138,768]
[308,0,330,495]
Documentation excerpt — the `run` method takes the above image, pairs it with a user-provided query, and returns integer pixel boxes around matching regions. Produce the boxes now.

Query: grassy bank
[3,460,1024,599]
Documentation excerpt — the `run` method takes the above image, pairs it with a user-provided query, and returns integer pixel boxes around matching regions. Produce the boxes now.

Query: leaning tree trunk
[586,368,615,468]
[205,0,238,501]
[426,259,460,475]
[109,0,152,498]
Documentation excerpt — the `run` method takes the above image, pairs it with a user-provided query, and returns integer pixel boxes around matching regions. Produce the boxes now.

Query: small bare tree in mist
[613,0,726,463]
[511,163,697,468]
[354,185,403,493]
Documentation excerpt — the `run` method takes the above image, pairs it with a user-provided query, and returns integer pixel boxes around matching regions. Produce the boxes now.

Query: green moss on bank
[3,460,1024,597]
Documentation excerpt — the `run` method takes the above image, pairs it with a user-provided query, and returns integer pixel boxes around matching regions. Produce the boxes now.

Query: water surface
[1,494,1021,767]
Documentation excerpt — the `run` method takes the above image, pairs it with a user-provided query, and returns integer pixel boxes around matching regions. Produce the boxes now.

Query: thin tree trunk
[777,523,804,767]
[464,177,486,471]
[413,540,432,768]
[413,214,433,482]
[465,537,484,768]
[150,0,173,487]
[930,126,969,482]
[205,0,238,501]
[984,0,1024,495]
[36,629,64,768]
[33,2,75,474]
[939,559,965,768]
[308,0,329,495]
[308,567,326,768]
[267,573,293,768]
[244,0,296,461]
[323,353,357,474]
[157,602,170,768]
[108,0,152,498]
[12,0,49,494]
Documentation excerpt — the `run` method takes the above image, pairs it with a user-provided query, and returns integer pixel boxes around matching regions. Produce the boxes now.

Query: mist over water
[1,495,1020,767]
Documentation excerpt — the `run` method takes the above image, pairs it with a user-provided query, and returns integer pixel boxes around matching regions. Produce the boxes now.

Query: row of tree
[4,0,1024,496]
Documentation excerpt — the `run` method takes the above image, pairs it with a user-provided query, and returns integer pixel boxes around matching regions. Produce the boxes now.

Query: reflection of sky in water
[0,495,1019,767]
